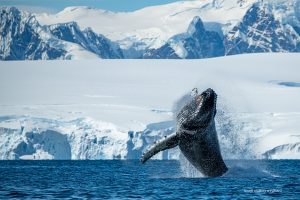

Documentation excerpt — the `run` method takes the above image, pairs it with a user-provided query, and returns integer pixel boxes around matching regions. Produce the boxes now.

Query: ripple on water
[0,160,299,199]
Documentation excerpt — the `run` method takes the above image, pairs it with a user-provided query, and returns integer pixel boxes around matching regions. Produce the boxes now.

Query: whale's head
[177,88,217,131]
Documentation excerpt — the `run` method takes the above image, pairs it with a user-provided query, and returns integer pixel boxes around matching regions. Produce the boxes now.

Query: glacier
[0,53,300,160]
[263,142,300,159]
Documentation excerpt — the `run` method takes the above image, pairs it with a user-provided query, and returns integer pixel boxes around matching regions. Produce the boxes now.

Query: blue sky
[0,0,191,12]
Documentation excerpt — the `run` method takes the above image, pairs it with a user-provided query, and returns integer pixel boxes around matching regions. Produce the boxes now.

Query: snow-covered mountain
[225,3,300,55]
[0,7,66,60]
[1,0,300,60]
[49,22,123,58]
[0,7,123,60]
[0,7,100,60]
[144,16,225,59]
[144,0,300,58]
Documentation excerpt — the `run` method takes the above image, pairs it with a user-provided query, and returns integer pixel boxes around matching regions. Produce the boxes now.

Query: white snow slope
[0,53,300,159]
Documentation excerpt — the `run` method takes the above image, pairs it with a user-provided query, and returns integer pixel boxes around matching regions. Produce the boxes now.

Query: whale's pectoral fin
[140,133,179,164]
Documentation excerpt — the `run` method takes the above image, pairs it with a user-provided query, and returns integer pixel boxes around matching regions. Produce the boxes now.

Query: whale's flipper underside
[140,133,179,164]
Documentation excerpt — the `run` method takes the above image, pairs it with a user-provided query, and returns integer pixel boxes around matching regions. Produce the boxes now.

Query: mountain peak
[0,6,30,20]
[48,21,123,58]
[187,16,205,35]
[1,6,20,13]
[49,21,79,29]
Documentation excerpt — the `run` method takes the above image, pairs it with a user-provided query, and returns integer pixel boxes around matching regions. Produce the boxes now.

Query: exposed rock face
[49,22,124,59]
[0,7,66,60]
[225,4,300,55]
[144,17,224,59]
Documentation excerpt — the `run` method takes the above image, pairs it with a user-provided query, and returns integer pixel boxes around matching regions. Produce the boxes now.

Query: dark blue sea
[0,160,299,199]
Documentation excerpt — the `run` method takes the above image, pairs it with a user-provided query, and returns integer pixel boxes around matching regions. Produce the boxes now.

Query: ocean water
[0,160,299,199]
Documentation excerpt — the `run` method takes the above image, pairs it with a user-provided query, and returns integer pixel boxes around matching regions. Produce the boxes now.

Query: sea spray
[215,102,257,160]
[224,160,276,178]
[179,154,203,178]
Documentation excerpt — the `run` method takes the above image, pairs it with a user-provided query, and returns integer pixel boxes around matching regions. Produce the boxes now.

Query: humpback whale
[140,88,228,177]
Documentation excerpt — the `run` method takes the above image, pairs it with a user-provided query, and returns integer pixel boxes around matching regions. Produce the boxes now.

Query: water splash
[179,154,204,178]
[215,101,258,159]
[179,158,278,178]
[224,160,279,178]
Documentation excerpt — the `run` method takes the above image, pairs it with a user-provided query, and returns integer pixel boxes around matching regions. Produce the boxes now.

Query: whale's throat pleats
[140,133,179,164]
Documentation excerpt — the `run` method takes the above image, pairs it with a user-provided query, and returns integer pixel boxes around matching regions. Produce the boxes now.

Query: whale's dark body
[141,88,227,177]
